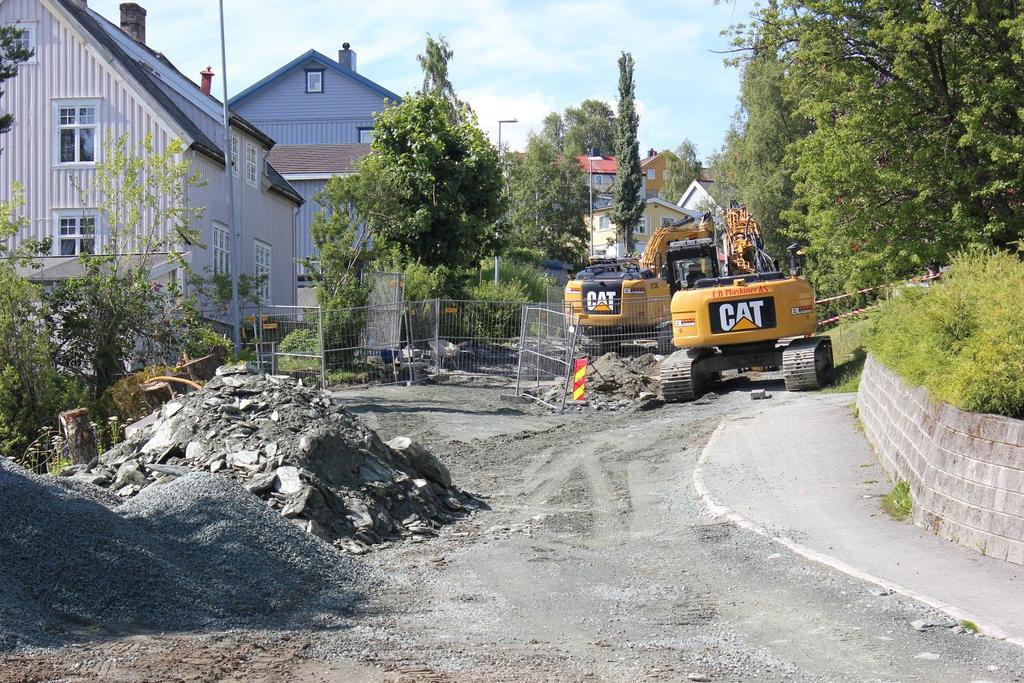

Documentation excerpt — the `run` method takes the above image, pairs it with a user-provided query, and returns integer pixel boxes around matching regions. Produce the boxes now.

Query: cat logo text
[585,290,617,313]
[709,297,777,334]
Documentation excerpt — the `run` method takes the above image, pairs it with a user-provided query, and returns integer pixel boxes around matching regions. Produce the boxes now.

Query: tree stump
[59,408,97,466]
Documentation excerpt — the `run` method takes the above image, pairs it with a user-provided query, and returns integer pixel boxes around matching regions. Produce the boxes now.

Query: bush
[867,250,1024,417]
[183,324,232,359]
[277,328,321,373]
[490,259,555,303]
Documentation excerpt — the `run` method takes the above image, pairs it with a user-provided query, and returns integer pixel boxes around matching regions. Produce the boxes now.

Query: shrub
[867,250,1024,417]
[881,481,913,520]
[183,324,232,359]
[278,328,321,373]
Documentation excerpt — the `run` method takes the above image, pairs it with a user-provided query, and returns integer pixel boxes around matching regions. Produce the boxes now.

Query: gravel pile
[64,364,478,553]
[533,352,664,411]
[0,458,374,650]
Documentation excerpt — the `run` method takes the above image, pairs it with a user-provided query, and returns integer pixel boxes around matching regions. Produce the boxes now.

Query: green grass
[959,620,979,634]
[881,480,913,520]
[867,250,1024,417]
[820,315,873,393]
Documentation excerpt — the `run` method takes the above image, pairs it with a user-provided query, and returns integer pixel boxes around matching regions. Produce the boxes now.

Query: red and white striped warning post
[572,358,587,401]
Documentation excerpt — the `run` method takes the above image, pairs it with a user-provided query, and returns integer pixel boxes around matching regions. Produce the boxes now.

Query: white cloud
[87,0,758,155]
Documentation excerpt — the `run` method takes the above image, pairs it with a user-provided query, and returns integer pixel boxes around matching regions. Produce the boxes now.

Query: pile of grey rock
[62,364,478,553]
[532,352,664,412]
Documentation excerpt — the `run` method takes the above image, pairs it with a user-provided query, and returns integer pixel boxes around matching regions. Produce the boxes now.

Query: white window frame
[636,216,649,235]
[212,222,231,275]
[254,240,271,304]
[598,215,610,230]
[13,22,37,63]
[661,216,675,227]
[305,69,324,93]
[647,168,656,181]
[230,134,239,176]
[358,127,374,144]
[53,210,99,256]
[245,142,258,187]
[54,99,99,166]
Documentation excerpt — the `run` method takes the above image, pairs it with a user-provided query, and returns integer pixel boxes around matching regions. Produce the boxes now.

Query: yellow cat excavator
[659,204,833,401]
[563,214,715,354]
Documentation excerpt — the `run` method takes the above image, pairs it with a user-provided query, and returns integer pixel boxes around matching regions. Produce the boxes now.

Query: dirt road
[5,376,1024,681]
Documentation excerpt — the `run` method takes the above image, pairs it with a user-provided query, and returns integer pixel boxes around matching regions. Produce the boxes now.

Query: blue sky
[90,0,757,159]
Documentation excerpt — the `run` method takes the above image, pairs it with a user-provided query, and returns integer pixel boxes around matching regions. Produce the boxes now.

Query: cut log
[58,408,97,466]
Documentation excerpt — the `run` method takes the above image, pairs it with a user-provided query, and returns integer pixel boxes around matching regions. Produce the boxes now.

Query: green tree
[317,95,504,285]
[417,34,464,120]
[563,99,616,158]
[0,186,79,458]
[507,133,590,263]
[47,134,204,397]
[0,24,33,136]
[712,55,809,260]
[611,52,644,255]
[661,139,703,203]
[539,112,565,151]
[729,0,1024,291]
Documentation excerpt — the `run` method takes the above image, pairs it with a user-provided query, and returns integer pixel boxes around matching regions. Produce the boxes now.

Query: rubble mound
[66,364,479,553]
[531,352,663,411]
[0,459,373,650]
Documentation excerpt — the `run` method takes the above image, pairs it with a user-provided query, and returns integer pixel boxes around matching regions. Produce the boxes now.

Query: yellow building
[640,149,669,198]
[590,197,700,257]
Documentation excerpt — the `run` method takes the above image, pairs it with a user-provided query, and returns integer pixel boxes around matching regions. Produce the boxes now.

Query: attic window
[305,69,323,93]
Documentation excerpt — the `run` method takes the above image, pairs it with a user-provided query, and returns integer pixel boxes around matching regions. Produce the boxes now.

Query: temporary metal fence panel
[434,299,524,376]
[243,305,325,388]
[563,295,674,358]
[515,303,580,412]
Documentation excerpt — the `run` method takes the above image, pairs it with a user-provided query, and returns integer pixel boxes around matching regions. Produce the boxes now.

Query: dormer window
[305,69,324,93]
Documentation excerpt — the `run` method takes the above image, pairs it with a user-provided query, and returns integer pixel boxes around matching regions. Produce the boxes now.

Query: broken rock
[386,436,452,488]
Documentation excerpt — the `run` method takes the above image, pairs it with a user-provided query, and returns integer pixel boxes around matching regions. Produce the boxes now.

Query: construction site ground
[5,375,1024,682]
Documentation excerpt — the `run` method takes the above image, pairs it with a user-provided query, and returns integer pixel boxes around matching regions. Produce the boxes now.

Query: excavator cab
[665,237,720,293]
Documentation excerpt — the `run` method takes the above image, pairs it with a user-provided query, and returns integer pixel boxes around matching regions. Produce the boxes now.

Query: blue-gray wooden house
[229,46,400,285]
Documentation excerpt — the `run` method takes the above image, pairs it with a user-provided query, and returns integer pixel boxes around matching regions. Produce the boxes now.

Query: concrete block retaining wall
[857,355,1024,565]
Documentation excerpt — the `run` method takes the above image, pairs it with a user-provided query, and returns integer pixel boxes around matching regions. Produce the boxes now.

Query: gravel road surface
[4,374,1024,681]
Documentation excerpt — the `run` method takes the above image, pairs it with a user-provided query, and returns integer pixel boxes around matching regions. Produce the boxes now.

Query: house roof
[52,0,302,205]
[594,196,696,215]
[576,155,617,174]
[229,50,402,108]
[640,151,664,169]
[268,144,371,176]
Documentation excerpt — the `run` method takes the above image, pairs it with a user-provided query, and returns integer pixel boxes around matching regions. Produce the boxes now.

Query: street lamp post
[218,0,240,351]
[496,118,517,285]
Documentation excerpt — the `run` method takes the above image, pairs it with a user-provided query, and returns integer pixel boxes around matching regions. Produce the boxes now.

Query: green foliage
[561,99,617,157]
[183,325,232,359]
[49,134,205,398]
[0,24,34,134]
[728,0,1024,291]
[867,251,1024,417]
[959,620,979,634]
[611,52,644,255]
[318,95,504,277]
[882,481,913,521]
[821,315,873,393]
[0,187,80,458]
[506,133,590,263]
[416,34,463,119]
[712,55,808,261]
[278,329,321,373]
[661,139,703,203]
[463,282,527,339]
[489,259,555,303]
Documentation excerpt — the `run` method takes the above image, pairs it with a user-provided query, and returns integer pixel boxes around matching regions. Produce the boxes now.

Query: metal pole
[433,297,441,375]
[317,305,326,388]
[589,156,594,257]
[495,121,502,285]
[218,0,240,352]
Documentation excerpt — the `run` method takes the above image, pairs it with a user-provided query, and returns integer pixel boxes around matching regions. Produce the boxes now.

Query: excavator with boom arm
[563,213,716,354]
[659,204,834,401]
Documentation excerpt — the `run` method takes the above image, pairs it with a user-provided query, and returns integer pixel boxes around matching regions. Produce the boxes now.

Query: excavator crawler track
[660,350,706,402]
[782,336,834,391]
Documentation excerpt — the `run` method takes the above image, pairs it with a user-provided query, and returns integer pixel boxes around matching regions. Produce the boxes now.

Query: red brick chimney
[200,66,214,96]
[119,3,146,44]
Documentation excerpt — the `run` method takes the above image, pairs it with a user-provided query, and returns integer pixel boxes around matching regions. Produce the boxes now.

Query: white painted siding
[0,0,298,307]
[0,0,178,249]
